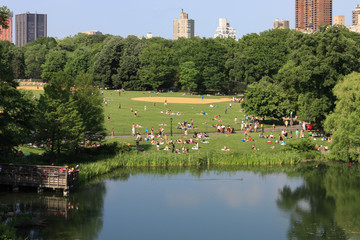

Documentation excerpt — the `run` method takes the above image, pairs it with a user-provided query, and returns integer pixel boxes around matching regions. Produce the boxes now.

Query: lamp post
[170,118,173,137]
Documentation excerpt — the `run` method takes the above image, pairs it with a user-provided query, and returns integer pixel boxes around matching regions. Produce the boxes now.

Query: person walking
[132,124,136,136]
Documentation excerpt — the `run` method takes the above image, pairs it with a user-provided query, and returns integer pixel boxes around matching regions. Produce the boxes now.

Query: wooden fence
[0,164,78,196]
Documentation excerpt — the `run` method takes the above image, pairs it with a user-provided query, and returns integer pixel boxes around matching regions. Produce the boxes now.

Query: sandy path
[131,97,232,104]
[17,86,44,90]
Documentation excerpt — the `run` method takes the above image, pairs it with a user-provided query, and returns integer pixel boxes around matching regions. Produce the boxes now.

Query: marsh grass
[78,150,304,183]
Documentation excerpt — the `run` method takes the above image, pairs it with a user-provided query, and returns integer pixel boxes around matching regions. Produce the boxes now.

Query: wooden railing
[0,164,78,195]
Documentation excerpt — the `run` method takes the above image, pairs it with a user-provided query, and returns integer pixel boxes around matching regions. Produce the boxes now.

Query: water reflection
[277,164,360,240]
[0,181,106,240]
[1,164,360,240]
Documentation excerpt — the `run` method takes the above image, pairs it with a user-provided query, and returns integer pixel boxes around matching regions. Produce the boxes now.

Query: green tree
[113,36,146,89]
[325,72,360,162]
[0,83,35,155]
[41,48,67,81]
[64,47,92,77]
[139,38,176,90]
[92,36,124,87]
[0,40,14,85]
[229,29,291,84]
[179,61,199,92]
[241,78,290,119]
[0,6,9,29]
[24,37,57,79]
[73,73,104,135]
[36,72,84,154]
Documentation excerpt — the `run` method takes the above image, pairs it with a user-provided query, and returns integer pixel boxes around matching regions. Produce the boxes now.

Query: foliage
[73,73,105,135]
[41,48,67,80]
[228,29,291,84]
[36,72,84,154]
[179,61,199,92]
[325,72,360,162]
[0,5,9,29]
[24,37,58,79]
[284,138,316,152]
[92,36,124,87]
[241,78,290,119]
[139,38,176,90]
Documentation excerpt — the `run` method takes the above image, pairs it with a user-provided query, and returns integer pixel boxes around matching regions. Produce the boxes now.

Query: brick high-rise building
[173,9,194,40]
[0,11,13,42]
[295,0,332,32]
[15,12,47,46]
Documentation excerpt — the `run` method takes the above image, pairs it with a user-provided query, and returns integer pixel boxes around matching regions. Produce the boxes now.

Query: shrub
[284,138,315,152]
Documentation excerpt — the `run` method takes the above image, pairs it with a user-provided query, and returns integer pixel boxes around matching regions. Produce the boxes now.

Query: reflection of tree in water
[0,181,106,240]
[277,164,350,240]
[40,182,106,240]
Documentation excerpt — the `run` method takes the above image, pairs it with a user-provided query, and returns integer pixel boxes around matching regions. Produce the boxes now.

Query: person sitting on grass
[248,136,254,142]
[192,142,199,150]
[252,144,257,150]
[221,146,230,151]
[164,145,170,151]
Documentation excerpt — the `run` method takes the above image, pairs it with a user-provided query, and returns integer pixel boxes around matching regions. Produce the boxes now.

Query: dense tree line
[2,2,360,161]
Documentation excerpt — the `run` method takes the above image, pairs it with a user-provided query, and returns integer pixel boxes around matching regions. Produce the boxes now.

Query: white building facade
[214,18,237,40]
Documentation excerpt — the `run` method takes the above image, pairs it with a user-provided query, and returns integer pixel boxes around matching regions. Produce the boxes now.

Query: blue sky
[2,0,358,40]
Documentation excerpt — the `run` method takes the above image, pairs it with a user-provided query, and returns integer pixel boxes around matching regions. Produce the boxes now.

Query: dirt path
[131,96,232,104]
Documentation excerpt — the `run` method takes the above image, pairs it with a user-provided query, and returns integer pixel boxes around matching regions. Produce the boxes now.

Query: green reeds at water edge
[78,151,302,183]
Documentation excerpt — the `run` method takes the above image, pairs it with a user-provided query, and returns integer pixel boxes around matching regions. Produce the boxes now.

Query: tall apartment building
[173,9,194,40]
[352,5,360,26]
[214,18,237,39]
[15,12,47,46]
[295,0,332,32]
[273,19,290,29]
[0,11,13,42]
[334,15,345,26]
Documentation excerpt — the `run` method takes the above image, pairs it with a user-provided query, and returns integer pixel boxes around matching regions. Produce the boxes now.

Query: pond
[1,164,360,239]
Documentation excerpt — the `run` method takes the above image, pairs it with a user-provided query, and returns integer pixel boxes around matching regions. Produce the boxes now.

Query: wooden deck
[0,164,79,195]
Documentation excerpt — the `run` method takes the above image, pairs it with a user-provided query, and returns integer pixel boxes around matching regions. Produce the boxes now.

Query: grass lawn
[105,131,329,156]
[20,89,328,160]
[26,89,249,136]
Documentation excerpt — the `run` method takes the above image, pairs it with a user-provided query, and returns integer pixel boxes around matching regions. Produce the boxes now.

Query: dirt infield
[17,86,44,90]
[131,97,232,104]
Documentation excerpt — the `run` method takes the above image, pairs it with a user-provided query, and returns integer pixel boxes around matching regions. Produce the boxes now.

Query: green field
[22,89,328,162]
[29,90,249,136]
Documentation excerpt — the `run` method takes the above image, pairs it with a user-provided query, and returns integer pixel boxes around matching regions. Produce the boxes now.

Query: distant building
[173,9,195,40]
[15,12,47,46]
[353,5,360,26]
[0,11,13,42]
[273,19,290,29]
[146,32,153,39]
[214,18,237,39]
[295,0,332,32]
[334,15,345,26]
[82,30,102,35]
[347,25,360,33]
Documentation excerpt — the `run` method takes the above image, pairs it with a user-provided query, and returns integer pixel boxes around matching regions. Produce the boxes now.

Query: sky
[2,0,359,40]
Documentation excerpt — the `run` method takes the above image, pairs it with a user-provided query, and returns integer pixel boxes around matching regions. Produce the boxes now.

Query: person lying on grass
[221,146,230,151]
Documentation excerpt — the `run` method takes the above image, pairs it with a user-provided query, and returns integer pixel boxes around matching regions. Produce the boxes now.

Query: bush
[284,138,315,152]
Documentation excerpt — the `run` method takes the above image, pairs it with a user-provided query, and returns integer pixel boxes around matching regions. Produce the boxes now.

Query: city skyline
[1,0,358,40]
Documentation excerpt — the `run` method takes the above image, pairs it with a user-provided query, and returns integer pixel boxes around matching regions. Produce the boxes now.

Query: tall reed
[78,151,302,183]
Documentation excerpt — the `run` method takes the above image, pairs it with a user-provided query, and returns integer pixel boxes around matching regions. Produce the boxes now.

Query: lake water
[1,164,360,239]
